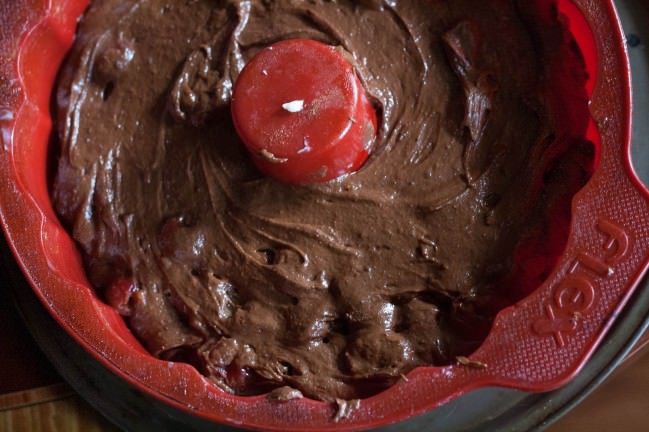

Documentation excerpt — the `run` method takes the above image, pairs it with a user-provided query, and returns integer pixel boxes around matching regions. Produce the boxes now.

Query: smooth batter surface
[53,0,592,400]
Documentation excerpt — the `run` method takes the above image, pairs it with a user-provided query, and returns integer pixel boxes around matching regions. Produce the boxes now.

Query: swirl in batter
[53,0,592,400]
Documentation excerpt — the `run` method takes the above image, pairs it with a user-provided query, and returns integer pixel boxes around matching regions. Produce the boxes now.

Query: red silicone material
[231,39,377,184]
[0,1,647,431]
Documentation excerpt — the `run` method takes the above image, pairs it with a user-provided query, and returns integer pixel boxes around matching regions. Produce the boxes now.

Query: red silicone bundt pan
[1,0,648,430]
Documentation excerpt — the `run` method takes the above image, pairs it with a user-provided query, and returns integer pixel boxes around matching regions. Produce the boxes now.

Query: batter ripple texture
[53,0,593,401]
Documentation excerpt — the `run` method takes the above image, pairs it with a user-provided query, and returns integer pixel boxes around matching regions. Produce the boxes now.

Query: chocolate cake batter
[53,0,592,401]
